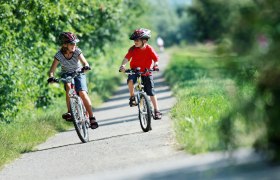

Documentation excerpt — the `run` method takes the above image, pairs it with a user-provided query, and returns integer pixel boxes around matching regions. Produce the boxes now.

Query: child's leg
[142,75,162,119]
[79,91,98,129]
[150,95,162,120]
[65,83,71,112]
[62,83,72,120]
[78,91,93,118]
[142,76,159,110]
[150,95,159,111]
[74,74,94,117]
[128,80,135,97]
[128,80,137,106]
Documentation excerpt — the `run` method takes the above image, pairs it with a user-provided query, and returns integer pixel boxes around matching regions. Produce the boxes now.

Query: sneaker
[62,112,72,121]
[154,111,162,120]
[90,117,99,129]
[129,96,137,107]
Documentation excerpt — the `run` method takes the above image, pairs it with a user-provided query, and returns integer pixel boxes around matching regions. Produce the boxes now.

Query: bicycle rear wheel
[138,93,152,132]
[70,97,89,143]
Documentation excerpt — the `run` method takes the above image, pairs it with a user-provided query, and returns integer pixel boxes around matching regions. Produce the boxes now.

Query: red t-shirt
[124,44,158,75]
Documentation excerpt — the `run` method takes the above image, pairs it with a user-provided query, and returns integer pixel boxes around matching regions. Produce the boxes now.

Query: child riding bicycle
[48,32,98,129]
[119,28,162,120]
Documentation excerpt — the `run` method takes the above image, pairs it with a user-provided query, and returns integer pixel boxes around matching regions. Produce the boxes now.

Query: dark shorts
[127,74,155,96]
[61,73,88,93]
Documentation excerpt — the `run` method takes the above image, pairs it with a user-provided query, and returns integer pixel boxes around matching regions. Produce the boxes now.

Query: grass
[165,45,256,153]
[0,98,68,167]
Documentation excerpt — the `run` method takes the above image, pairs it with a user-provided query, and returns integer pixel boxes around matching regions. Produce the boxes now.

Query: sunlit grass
[0,98,69,168]
[171,78,233,153]
[165,45,256,153]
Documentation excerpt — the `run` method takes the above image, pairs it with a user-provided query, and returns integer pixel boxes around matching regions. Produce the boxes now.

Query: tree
[220,0,280,161]
[0,0,149,123]
[187,0,233,42]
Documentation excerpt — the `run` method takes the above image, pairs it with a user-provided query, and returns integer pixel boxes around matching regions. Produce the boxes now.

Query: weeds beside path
[164,45,256,153]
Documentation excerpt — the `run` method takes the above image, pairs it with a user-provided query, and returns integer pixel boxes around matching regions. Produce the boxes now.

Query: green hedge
[0,0,147,123]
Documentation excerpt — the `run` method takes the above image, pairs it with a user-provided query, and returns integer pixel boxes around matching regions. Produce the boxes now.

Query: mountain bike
[122,68,157,132]
[49,69,90,143]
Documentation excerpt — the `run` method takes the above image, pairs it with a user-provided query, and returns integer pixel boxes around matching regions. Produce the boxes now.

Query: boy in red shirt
[119,28,162,120]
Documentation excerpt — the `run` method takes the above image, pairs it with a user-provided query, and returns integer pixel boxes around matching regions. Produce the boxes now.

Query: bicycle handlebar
[48,67,91,84]
[120,67,158,75]
[59,69,87,83]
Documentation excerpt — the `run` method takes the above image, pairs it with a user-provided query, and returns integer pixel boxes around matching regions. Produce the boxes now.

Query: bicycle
[122,67,157,132]
[49,69,90,143]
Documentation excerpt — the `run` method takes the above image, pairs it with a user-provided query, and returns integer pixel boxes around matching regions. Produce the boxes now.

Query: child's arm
[49,58,59,77]
[119,58,129,72]
[78,53,92,72]
[78,53,90,67]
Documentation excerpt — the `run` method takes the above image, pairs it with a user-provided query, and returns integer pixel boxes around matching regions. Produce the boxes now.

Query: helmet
[129,28,151,40]
[58,32,80,45]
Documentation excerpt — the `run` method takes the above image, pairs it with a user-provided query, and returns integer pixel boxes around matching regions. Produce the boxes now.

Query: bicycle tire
[70,97,89,143]
[138,93,152,132]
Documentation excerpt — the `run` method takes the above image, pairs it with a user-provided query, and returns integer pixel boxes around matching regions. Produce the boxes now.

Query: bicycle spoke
[70,98,89,143]
[138,93,151,132]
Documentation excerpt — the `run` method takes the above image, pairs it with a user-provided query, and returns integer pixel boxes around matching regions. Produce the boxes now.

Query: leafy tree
[0,0,149,123]
[180,0,280,161]
[187,0,234,42]
[221,0,280,161]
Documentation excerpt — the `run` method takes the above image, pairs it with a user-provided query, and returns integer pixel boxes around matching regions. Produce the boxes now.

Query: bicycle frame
[135,75,156,120]
[59,71,90,143]
[68,85,88,124]
[124,68,155,132]
[134,75,144,102]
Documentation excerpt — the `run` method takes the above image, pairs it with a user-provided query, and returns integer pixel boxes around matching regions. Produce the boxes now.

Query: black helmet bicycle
[58,32,80,45]
[129,28,151,40]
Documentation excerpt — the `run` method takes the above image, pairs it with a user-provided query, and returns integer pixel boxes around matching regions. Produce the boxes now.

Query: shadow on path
[32,131,143,153]
[138,158,280,180]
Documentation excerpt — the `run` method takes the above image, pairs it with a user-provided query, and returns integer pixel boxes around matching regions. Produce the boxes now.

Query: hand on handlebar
[119,65,126,72]
[153,65,159,71]
[47,77,59,83]
[82,66,91,72]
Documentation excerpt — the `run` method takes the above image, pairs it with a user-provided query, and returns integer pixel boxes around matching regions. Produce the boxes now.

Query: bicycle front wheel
[70,97,89,143]
[138,93,152,132]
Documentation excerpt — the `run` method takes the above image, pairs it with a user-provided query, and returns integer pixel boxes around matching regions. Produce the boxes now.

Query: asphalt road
[0,52,279,180]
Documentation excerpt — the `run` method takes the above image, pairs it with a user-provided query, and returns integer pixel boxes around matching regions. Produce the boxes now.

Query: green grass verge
[0,99,68,167]
[165,45,256,154]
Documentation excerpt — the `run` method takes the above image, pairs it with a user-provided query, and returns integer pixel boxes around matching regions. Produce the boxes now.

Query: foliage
[187,0,238,42]
[164,46,255,153]
[146,0,194,46]
[0,0,147,123]
[219,0,280,161]
[184,0,280,161]
[0,0,150,168]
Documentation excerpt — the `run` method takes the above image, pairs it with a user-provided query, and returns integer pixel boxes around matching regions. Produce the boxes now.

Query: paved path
[0,52,280,180]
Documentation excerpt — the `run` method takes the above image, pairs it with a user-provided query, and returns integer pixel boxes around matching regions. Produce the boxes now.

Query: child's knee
[127,79,134,84]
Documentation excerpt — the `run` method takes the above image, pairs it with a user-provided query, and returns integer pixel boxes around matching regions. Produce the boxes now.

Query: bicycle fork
[71,96,86,122]
[136,92,149,115]
[77,97,88,124]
